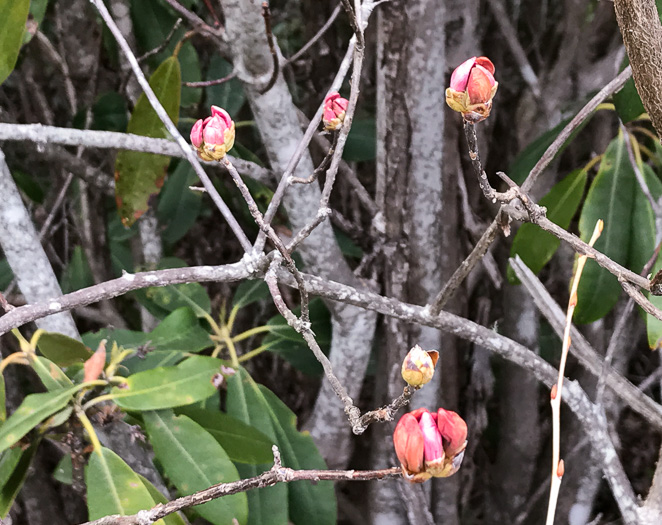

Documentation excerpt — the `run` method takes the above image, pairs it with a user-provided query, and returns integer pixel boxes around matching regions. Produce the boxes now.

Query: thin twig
[136,19,183,63]
[520,66,632,194]
[88,1,252,252]
[546,219,603,525]
[79,446,401,525]
[223,158,310,324]
[161,0,226,49]
[258,2,279,94]
[340,0,364,47]
[290,131,339,184]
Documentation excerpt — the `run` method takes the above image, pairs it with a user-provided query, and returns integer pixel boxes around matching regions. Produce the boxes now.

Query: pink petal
[190,119,204,148]
[450,57,477,92]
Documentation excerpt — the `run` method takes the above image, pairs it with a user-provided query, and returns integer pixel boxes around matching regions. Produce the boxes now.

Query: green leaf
[232,280,270,310]
[29,0,49,24]
[509,169,588,283]
[648,254,662,349]
[175,406,274,464]
[143,410,248,525]
[0,442,38,517]
[138,475,187,525]
[0,259,13,289]
[157,162,202,244]
[258,386,336,525]
[0,386,77,454]
[343,119,376,162]
[575,135,644,323]
[613,77,645,124]
[115,55,181,227]
[61,246,95,293]
[53,454,73,485]
[179,42,202,108]
[629,164,662,274]
[28,355,74,391]
[0,375,5,422]
[110,356,220,410]
[226,370,288,525]
[37,332,93,367]
[86,447,161,521]
[206,55,246,117]
[12,170,45,203]
[92,92,129,132]
[0,0,29,86]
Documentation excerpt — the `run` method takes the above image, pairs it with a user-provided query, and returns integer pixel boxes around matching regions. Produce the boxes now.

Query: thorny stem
[89,0,252,253]
[545,219,603,525]
[79,446,401,525]
[223,157,310,324]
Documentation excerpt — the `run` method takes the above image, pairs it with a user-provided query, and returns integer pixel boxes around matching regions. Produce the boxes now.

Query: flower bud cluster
[190,106,235,161]
[393,407,467,482]
[322,92,348,131]
[446,56,498,122]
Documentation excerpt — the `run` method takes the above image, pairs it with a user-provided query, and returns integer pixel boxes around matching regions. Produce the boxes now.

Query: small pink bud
[401,345,438,387]
[393,412,426,477]
[446,56,498,123]
[436,408,468,458]
[322,92,349,131]
[190,106,236,161]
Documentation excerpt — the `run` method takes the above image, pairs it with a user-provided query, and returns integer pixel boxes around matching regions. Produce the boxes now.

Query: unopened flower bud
[401,345,438,387]
[446,56,498,123]
[190,105,235,161]
[322,92,348,131]
[84,340,107,383]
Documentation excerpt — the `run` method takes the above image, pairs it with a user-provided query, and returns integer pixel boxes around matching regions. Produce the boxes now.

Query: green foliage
[509,169,588,283]
[29,355,74,391]
[38,332,93,367]
[0,387,78,454]
[574,135,657,323]
[114,56,181,227]
[86,447,162,522]
[138,475,187,525]
[143,410,248,525]
[0,375,4,422]
[0,443,38,517]
[157,162,202,244]
[206,55,247,116]
[92,92,129,132]
[227,369,336,525]
[232,279,270,310]
[0,0,29,86]
[110,356,221,410]
[61,246,95,294]
[344,118,376,162]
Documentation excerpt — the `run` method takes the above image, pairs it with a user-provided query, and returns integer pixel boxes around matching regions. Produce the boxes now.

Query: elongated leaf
[138,475,187,525]
[0,442,38,517]
[115,56,181,226]
[614,77,646,124]
[175,406,274,464]
[0,387,77,454]
[110,356,220,410]
[28,355,74,391]
[0,0,29,86]
[258,386,336,525]
[629,164,662,274]
[86,447,161,522]
[648,255,662,349]
[61,246,94,293]
[575,135,639,323]
[157,162,202,244]
[344,119,376,162]
[508,169,588,283]
[53,454,73,485]
[37,332,92,366]
[207,55,246,116]
[143,410,248,525]
[232,280,270,310]
[226,370,288,525]
[0,375,5,422]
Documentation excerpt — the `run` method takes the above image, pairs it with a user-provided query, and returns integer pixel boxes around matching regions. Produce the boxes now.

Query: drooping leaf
[508,169,588,283]
[0,0,30,86]
[575,135,643,323]
[37,332,93,367]
[110,356,220,410]
[85,447,161,522]
[142,410,248,525]
[0,442,38,517]
[226,370,288,525]
[114,55,181,226]
[0,387,77,454]
[175,405,274,464]
[343,118,376,162]
[157,162,202,244]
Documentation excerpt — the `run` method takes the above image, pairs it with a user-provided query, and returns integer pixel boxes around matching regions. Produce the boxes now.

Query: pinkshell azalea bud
[401,345,439,387]
[446,56,498,123]
[394,408,467,482]
[190,106,236,161]
[322,92,349,131]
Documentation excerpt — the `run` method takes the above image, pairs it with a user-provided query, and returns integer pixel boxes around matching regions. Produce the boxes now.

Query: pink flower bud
[189,106,236,161]
[436,408,468,458]
[401,345,438,387]
[446,56,498,123]
[322,92,349,131]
